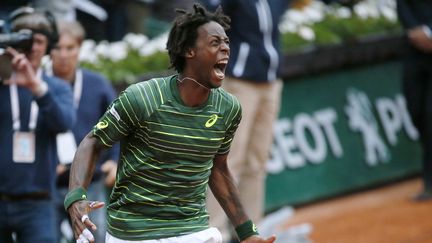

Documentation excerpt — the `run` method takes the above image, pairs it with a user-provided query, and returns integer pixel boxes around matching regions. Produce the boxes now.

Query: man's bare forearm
[69,132,104,190]
[209,154,249,226]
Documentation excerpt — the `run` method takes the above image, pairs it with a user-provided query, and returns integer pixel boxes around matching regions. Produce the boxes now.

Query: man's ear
[185,48,195,58]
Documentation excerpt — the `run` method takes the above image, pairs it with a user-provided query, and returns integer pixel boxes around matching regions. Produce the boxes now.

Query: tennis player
[64,4,276,243]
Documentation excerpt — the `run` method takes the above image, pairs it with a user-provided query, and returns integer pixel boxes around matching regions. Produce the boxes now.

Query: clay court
[282,177,432,243]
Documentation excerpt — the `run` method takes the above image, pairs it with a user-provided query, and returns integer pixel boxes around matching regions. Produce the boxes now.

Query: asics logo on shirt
[205,114,218,128]
[96,121,109,129]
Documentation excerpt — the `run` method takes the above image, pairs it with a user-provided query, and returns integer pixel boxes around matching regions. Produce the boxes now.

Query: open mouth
[214,59,228,80]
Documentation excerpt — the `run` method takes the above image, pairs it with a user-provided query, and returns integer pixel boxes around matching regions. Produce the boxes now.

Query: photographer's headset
[7,6,59,54]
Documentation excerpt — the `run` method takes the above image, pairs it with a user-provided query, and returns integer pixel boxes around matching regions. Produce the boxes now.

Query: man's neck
[176,74,210,107]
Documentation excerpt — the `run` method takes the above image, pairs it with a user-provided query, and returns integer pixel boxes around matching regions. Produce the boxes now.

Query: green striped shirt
[92,75,241,240]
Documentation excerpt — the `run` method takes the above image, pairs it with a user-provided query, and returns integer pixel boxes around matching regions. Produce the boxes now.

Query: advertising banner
[266,61,421,211]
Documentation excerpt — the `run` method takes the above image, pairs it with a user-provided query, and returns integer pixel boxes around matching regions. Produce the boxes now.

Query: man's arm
[210,153,275,243]
[66,132,107,242]
[98,75,120,187]
[209,153,248,225]
[69,132,105,190]
[5,47,75,132]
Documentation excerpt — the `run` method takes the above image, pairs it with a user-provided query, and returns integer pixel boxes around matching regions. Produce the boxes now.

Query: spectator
[396,0,432,201]
[0,6,75,242]
[200,0,288,241]
[47,20,119,242]
[145,0,195,38]
[64,4,276,243]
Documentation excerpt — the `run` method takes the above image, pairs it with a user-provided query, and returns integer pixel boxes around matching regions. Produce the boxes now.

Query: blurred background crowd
[1,0,403,84]
[0,0,430,242]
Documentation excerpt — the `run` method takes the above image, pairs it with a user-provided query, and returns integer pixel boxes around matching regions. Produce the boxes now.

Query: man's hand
[408,26,432,53]
[4,47,44,95]
[242,235,276,243]
[68,200,105,243]
[101,160,117,187]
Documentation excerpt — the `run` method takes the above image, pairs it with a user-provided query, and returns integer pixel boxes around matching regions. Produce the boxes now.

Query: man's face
[191,21,230,88]
[26,33,49,70]
[50,34,80,80]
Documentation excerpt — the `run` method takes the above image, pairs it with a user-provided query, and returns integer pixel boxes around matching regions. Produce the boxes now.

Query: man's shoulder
[43,74,62,84]
[121,76,172,104]
[214,87,242,110]
[215,87,239,102]
[81,68,109,83]
[43,74,70,90]
[81,68,115,91]
[139,75,172,85]
[131,75,172,92]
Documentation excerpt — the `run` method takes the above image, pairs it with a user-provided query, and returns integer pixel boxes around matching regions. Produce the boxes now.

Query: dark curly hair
[166,3,230,73]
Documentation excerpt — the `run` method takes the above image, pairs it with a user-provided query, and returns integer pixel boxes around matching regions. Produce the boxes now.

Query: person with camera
[0,7,75,243]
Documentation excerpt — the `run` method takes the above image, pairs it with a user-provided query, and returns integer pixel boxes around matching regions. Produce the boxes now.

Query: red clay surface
[282,177,432,243]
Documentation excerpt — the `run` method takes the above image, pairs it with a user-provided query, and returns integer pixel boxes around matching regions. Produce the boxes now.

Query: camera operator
[0,7,75,243]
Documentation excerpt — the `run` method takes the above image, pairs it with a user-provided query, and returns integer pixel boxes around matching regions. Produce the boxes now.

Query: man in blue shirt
[0,6,75,243]
[48,20,119,243]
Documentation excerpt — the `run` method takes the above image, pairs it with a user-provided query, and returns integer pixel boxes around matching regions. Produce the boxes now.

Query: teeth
[214,68,225,79]
[217,60,228,64]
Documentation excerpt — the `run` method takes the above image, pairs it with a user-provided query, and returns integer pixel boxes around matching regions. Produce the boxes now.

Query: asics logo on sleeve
[252,223,258,233]
[96,121,109,129]
[205,114,218,128]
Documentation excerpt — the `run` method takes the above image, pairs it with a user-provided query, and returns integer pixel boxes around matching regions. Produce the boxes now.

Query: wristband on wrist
[64,187,87,211]
[235,219,259,241]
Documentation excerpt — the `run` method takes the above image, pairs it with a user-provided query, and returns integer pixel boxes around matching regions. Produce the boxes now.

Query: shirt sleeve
[218,96,242,154]
[92,85,142,147]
